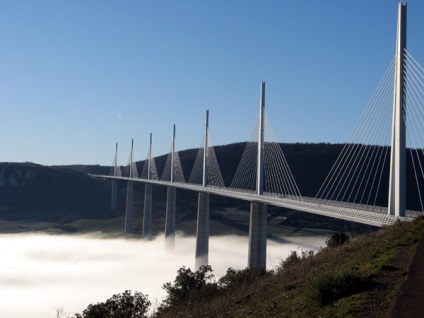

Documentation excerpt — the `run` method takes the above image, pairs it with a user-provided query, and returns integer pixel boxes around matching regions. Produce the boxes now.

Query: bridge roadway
[94,175,421,227]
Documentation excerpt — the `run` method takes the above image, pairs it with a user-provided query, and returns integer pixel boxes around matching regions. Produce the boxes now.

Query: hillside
[70,142,422,210]
[1,142,421,234]
[155,217,424,318]
[0,162,111,221]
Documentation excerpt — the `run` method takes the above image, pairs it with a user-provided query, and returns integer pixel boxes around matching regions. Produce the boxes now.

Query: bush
[326,231,350,248]
[74,290,151,318]
[312,269,368,306]
[161,265,216,308]
[281,251,301,268]
[218,267,268,289]
[280,249,315,268]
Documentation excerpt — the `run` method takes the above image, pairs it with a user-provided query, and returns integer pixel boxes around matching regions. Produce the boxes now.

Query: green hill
[155,217,424,318]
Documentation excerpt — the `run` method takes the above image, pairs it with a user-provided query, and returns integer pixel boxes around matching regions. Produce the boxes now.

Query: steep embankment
[157,218,424,318]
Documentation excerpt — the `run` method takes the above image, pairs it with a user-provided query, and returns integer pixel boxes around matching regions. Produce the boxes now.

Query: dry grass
[156,217,424,318]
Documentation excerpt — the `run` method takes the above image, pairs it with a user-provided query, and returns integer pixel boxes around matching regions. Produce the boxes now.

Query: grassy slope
[158,218,424,318]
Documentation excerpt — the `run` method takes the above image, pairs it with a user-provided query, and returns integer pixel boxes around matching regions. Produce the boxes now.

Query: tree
[74,290,150,318]
[161,265,215,307]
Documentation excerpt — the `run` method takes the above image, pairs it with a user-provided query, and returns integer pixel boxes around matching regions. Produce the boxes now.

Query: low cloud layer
[0,232,326,317]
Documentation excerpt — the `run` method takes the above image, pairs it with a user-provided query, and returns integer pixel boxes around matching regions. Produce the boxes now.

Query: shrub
[74,290,151,318]
[326,231,350,248]
[281,251,301,268]
[161,265,216,308]
[218,267,268,289]
[280,249,315,268]
[312,269,368,306]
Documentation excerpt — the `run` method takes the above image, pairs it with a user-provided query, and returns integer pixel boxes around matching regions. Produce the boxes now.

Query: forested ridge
[0,142,421,227]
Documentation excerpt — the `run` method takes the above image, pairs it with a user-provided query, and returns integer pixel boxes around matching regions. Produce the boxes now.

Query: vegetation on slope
[0,162,111,221]
[70,217,424,318]
[156,218,423,318]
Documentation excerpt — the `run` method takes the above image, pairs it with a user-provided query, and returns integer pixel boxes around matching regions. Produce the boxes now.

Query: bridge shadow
[210,209,310,244]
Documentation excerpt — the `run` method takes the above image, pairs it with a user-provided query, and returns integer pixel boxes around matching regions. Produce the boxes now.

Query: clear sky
[1,1,424,166]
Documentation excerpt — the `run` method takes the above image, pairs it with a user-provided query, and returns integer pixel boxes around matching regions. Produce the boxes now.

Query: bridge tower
[165,125,177,249]
[195,110,210,269]
[388,3,407,217]
[248,82,267,269]
[111,142,118,211]
[143,133,153,240]
[124,139,134,234]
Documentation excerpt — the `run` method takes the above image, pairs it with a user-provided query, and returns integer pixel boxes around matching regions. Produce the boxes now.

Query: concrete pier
[111,180,118,211]
[195,192,210,269]
[165,125,177,249]
[248,202,267,269]
[247,82,267,269]
[142,133,153,240]
[142,183,152,240]
[124,181,133,234]
[165,186,176,249]
[111,142,119,211]
[195,111,210,269]
[388,3,407,217]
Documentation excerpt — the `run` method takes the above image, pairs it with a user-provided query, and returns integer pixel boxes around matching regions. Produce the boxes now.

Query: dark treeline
[0,142,422,226]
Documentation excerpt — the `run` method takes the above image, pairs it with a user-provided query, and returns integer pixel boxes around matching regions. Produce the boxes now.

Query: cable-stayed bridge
[93,3,424,269]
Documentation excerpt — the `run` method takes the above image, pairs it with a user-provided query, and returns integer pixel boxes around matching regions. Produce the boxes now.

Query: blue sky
[1,1,424,166]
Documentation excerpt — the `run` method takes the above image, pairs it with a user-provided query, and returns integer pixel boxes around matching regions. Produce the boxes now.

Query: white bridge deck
[93,175,422,227]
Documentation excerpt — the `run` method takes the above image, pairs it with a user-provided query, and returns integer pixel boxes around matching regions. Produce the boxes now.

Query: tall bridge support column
[142,183,152,240]
[195,192,210,269]
[111,142,119,211]
[195,110,210,269]
[125,139,135,234]
[111,180,118,211]
[124,181,133,234]
[388,3,407,217]
[143,133,153,240]
[248,82,267,269]
[165,125,177,249]
[165,187,176,249]
[248,202,267,269]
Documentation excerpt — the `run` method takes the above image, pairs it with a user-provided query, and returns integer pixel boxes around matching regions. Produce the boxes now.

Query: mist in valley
[0,232,327,317]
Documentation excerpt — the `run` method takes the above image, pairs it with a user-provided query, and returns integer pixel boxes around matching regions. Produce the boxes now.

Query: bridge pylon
[388,3,407,217]
[142,133,153,240]
[248,81,267,269]
[195,110,210,269]
[111,142,118,211]
[124,139,134,234]
[165,125,177,249]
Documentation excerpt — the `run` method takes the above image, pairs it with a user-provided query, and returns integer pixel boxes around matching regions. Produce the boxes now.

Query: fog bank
[0,232,326,317]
